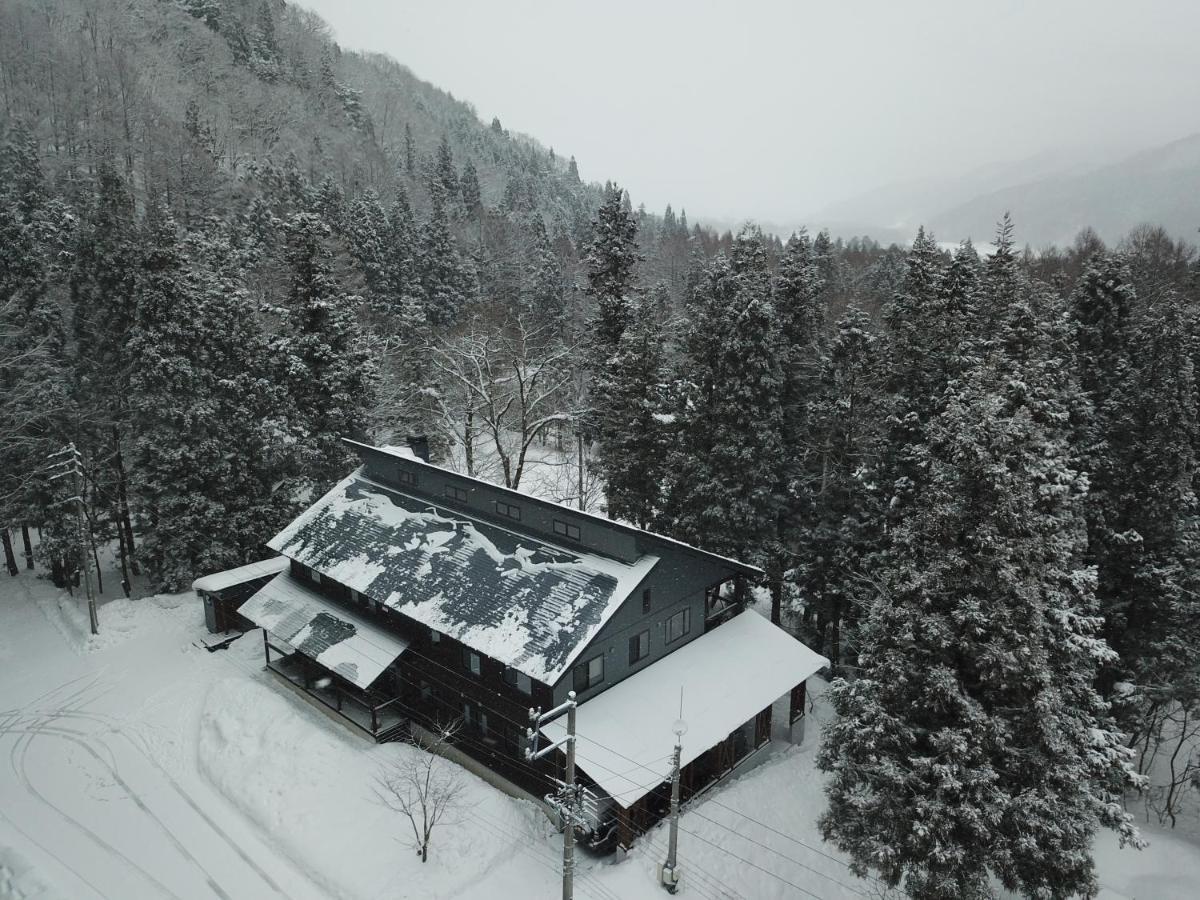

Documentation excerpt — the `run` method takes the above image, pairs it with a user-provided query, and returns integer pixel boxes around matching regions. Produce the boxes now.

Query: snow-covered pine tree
[433,135,459,200]
[879,228,951,522]
[1072,268,1200,728]
[523,215,563,324]
[793,305,884,671]
[583,183,640,352]
[417,184,474,326]
[460,160,482,211]
[280,212,378,484]
[820,225,1141,900]
[771,231,827,621]
[658,226,786,567]
[345,188,392,308]
[595,292,671,529]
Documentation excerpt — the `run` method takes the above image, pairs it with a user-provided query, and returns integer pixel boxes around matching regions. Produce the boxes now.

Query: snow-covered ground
[3,551,1200,900]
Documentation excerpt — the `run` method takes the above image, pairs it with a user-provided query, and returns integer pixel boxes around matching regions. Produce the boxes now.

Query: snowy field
[3,553,1200,900]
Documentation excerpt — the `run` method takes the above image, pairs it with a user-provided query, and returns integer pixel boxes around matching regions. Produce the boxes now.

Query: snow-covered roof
[542,611,828,809]
[191,556,290,594]
[344,439,763,577]
[267,471,659,684]
[238,572,411,691]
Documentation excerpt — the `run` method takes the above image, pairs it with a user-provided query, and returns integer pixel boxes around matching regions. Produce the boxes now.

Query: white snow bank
[35,589,201,655]
[0,844,65,900]
[197,678,543,900]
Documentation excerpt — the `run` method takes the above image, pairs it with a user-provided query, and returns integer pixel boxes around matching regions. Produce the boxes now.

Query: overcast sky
[297,0,1200,226]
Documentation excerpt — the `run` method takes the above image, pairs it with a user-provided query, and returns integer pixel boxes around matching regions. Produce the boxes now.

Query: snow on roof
[542,611,829,808]
[238,572,410,691]
[191,556,290,594]
[344,439,763,577]
[267,472,659,684]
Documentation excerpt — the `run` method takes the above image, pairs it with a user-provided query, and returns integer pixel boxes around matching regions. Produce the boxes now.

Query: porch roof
[192,555,289,595]
[239,572,410,691]
[541,611,828,809]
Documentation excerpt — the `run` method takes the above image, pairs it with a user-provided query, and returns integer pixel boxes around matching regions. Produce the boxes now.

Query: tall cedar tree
[794,306,884,670]
[281,213,377,484]
[70,159,141,572]
[418,185,474,326]
[659,227,786,567]
[771,231,827,622]
[583,182,641,448]
[820,226,1140,899]
[129,210,299,590]
[1072,259,1200,725]
[595,293,671,528]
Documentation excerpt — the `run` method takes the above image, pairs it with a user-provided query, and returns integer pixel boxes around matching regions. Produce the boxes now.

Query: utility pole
[48,444,98,635]
[661,719,687,893]
[527,691,578,900]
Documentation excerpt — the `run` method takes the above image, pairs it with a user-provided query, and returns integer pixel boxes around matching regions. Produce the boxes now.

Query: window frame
[444,484,468,503]
[495,500,521,521]
[553,519,581,541]
[573,653,605,693]
[463,648,482,676]
[665,608,691,645]
[397,468,418,488]
[641,588,652,614]
[628,629,650,665]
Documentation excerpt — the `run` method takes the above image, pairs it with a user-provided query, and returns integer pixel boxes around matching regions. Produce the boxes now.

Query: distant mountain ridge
[807,135,1200,247]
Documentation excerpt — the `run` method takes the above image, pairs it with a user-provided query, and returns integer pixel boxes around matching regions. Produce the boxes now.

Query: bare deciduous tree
[427,313,579,490]
[374,722,466,864]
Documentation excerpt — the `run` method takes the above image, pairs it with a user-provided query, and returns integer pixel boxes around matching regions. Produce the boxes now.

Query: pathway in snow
[0,570,326,900]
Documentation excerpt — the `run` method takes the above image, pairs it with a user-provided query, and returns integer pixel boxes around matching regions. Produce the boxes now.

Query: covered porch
[542,610,828,849]
[240,572,412,743]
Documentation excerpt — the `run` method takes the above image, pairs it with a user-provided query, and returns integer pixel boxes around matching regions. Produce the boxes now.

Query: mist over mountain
[804,134,1200,247]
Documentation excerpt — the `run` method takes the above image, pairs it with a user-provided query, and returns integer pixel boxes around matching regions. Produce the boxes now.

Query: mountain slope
[928,133,1200,246]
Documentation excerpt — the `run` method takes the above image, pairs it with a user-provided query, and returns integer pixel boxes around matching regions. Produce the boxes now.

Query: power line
[677,824,831,900]
[686,808,868,897]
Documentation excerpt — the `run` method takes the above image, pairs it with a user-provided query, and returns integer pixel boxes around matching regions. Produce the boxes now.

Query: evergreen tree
[793,306,884,669]
[820,240,1141,899]
[404,123,415,176]
[523,216,563,323]
[345,188,392,306]
[584,183,640,350]
[417,186,474,326]
[281,213,378,482]
[659,227,786,567]
[129,210,301,589]
[595,295,671,529]
[460,160,482,211]
[433,135,458,199]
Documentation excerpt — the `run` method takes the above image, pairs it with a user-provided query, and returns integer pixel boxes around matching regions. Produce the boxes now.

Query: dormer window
[553,519,581,541]
[495,500,521,521]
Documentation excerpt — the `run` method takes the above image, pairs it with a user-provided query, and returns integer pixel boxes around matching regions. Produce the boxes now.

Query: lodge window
[504,666,533,695]
[349,588,364,606]
[665,608,691,645]
[629,630,650,665]
[398,469,417,488]
[463,648,482,676]
[445,484,468,503]
[553,519,581,541]
[420,680,433,703]
[642,588,652,614]
[573,653,604,693]
[480,711,491,739]
[430,628,441,643]
[495,500,521,521]
[308,568,321,585]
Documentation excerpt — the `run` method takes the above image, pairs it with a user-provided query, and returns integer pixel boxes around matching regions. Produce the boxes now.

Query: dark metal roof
[239,572,411,690]
[267,472,659,684]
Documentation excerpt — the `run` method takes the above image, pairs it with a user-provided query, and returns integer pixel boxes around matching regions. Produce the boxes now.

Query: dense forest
[4,1,1200,897]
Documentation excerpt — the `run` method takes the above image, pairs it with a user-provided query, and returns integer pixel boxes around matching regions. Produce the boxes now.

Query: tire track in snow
[13,705,292,900]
